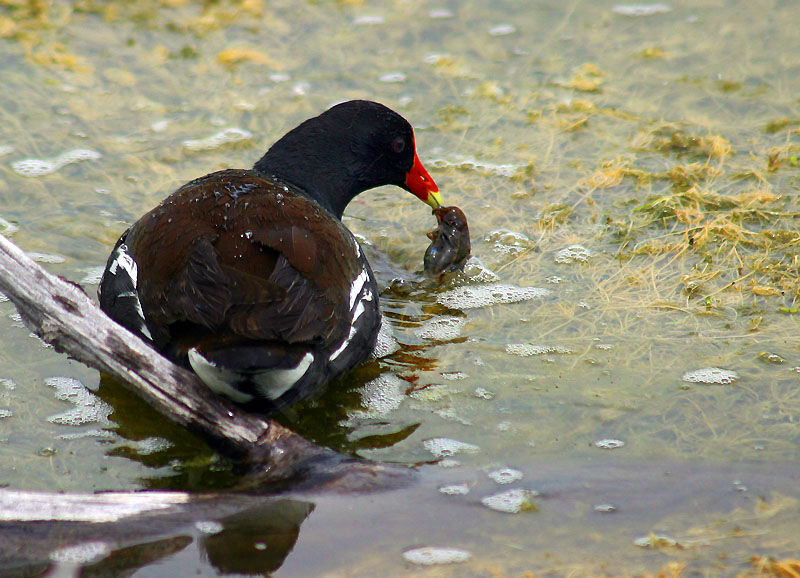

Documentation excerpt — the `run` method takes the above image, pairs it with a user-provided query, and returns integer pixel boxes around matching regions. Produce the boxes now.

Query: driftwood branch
[0,233,411,490]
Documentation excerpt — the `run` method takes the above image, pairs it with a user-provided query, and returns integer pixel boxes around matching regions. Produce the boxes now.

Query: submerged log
[0,233,412,490]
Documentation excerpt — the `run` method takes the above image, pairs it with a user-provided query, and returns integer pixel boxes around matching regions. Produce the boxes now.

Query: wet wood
[0,233,412,490]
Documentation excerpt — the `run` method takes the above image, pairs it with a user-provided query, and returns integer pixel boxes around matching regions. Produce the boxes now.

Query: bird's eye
[391,136,406,154]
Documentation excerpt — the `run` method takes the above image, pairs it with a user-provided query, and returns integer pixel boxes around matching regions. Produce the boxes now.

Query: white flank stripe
[349,268,370,309]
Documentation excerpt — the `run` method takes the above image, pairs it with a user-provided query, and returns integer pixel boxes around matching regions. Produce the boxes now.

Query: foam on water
[50,541,110,564]
[437,283,550,309]
[402,546,472,565]
[46,377,112,427]
[485,228,531,256]
[12,149,101,177]
[480,488,538,513]
[427,155,522,178]
[462,256,499,283]
[505,343,571,356]
[183,128,252,152]
[27,252,66,264]
[554,244,592,264]
[415,316,465,341]
[487,467,524,484]
[133,436,173,455]
[360,373,406,415]
[371,316,399,358]
[423,437,480,458]
[438,483,470,495]
[441,371,468,380]
[681,367,738,385]
[80,266,105,285]
[195,520,224,535]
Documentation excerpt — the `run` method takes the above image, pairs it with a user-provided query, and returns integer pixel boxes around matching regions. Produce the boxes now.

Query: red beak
[404,149,441,208]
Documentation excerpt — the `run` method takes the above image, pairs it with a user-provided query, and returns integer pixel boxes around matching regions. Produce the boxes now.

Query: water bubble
[429,9,454,19]
[441,371,468,381]
[12,149,101,177]
[354,15,385,25]
[379,72,406,83]
[594,438,625,450]
[423,437,479,458]
[438,283,550,309]
[402,546,472,566]
[50,541,110,564]
[593,503,617,513]
[489,24,516,36]
[487,467,524,484]
[183,128,252,152]
[681,367,738,385]
[415,316,465,341]
[612,4,672,17]
[481,488,538,513]
[554,244,592,264]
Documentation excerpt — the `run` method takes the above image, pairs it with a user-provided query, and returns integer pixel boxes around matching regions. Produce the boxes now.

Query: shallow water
[1,0,799,574]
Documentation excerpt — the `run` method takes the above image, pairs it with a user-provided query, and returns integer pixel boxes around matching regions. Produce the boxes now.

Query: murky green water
[1,0,799,574]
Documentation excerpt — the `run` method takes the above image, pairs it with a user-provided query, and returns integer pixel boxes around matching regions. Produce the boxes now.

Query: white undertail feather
[188,348,314,402]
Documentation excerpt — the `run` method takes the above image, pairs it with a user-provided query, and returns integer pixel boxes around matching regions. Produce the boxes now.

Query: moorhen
[99,100,441,412]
